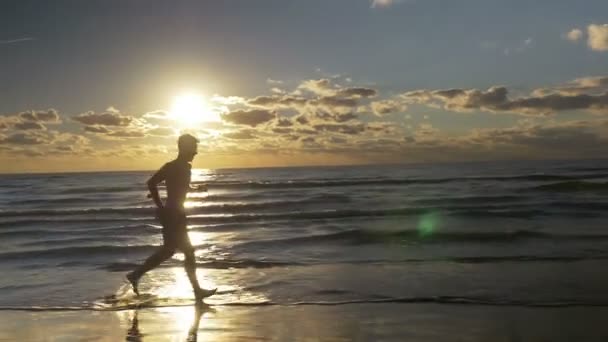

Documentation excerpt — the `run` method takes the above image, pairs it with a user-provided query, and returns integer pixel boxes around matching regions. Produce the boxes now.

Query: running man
[127,134,216,301]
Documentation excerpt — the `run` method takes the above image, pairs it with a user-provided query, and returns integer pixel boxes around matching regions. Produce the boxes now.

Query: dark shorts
[158,210,193,252]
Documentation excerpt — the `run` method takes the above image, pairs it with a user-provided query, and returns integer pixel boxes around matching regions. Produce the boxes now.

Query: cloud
[0,37,34,45]
[565,28,583,42]
[242,80,383,127]
[142,110,171,122]
[266,78,284,85]
[532,76,608,96]
[312,123,366,135]
[272,127,293,134]
[106,130,146,138]
[18,109,61,123]
[223,129,257,140]
[588,24,608,51]
[84,125,111,134]
[465,120,608,154]
[247,95,308,109]
[73,109,133,126]
[402,82,608,116]
[222,109,276,126]
[0,131,51,145]
[14,121,46,130]
[336,87,377,98]
[371,0,403,8]
[370,99,407,116]
[276,117,293,127]
[316,96,359,108]
[299,79,335,95]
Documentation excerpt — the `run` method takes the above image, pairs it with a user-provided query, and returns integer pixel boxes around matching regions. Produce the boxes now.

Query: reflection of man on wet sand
[126,305,213,342]
[126,134,216,302]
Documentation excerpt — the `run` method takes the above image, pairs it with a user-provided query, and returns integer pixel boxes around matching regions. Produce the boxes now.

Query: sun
[170,92,220,126]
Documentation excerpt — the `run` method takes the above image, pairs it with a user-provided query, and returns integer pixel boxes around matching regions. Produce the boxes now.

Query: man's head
[177,134,199,162]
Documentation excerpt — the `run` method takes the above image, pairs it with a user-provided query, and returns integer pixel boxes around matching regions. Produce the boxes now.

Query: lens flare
[417,211,441,237]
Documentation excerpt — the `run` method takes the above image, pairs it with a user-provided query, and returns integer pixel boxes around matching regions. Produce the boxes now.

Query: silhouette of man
[127,134,216,301]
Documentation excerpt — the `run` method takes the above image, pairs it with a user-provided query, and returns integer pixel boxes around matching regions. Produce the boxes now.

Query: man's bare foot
[194,288,216,302]
[126,272,140,296]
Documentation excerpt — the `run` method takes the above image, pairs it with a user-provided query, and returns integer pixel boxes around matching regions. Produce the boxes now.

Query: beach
[4,304,608,341]
[3,160,608,340]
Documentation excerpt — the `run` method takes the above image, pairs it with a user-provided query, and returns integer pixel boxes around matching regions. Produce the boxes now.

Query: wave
[0,195,351,218]
[531,181,608,192]
[186,206,554,225]
[0,217,152,228]
[0,207,153,218]
[3,296,608,312]
[0,245,162,261]
[98,258,302,272]
[195,173,606,190]
[58,186,138,194]
[96,254,608,271]
[3,200,606,229]
[0,224,157,240]
[237,228,608,248]
[11,197,114,205]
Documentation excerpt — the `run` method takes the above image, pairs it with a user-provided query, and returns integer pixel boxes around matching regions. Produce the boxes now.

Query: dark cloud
[296,128,317,135]
[403,85,608,115]
[500,92,608,115]
[84,125,111,133]
[0,132,48,145]
[222,109,276,126]
[337,87,377,98]
[467,121,605,150]
[14,121,46,130]
[316,96,358,108]
[312,123,366,135]
[276,117,293,127]
[333,113,358,122]
[272,127,293,134]
[73,110,133,126]
[295,115,309,125]
[534,76,608,96]
[18,109,60,123]
[248,96,307,109]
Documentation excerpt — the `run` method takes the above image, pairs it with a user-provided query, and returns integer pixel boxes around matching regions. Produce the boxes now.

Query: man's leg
[127,246,175,295]
[183,247,202,291]
[181,239,216,300]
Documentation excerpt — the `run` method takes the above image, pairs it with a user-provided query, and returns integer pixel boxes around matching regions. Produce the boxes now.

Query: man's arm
[147,164,167,209]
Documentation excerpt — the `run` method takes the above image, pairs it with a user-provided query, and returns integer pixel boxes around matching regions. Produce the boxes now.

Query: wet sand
[2,303,608,341]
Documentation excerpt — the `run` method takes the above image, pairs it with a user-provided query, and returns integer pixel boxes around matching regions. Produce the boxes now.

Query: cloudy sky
[1,0,607,172]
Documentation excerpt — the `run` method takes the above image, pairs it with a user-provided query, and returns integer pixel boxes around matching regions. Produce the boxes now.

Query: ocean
[2,159,608,315]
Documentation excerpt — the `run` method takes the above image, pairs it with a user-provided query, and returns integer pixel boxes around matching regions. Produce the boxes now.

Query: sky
[1,0,607,172]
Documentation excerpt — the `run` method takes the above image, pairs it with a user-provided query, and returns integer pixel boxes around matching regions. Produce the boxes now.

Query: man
[127,134,216,301]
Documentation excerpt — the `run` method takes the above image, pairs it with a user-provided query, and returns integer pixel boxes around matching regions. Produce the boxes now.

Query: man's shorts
[158,209,193,251]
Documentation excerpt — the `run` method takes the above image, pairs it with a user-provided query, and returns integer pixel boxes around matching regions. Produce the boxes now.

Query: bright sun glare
[170,92,220,126]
